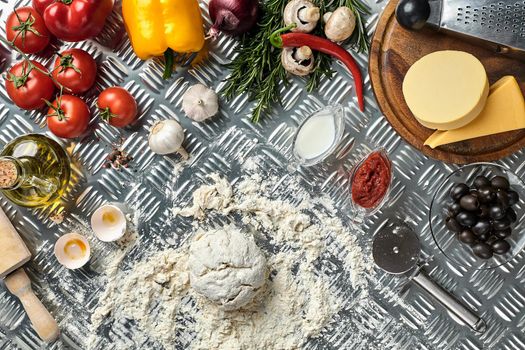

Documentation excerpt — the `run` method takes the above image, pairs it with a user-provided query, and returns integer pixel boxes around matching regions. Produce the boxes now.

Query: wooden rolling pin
[0,207,59,343]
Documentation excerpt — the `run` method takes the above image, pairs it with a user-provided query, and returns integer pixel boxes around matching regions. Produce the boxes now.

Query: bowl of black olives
[429,163,525,270]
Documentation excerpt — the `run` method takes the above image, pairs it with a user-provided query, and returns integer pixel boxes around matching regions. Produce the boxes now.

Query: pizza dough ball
[189,227,267,311]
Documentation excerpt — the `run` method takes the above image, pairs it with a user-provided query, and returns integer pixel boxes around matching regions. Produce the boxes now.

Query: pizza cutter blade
[373,225,487,333]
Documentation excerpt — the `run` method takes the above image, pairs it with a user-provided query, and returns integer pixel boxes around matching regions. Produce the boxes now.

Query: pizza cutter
[372,225,487,333]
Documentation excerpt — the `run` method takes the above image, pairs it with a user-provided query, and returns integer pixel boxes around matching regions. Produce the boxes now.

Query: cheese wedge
[403,51,489,130]
[425,76,525,148]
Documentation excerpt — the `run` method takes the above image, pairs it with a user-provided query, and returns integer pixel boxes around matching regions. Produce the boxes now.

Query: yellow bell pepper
[122,0,205,77]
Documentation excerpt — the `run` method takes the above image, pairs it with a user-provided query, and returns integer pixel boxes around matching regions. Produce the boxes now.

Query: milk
[294,110,338,161]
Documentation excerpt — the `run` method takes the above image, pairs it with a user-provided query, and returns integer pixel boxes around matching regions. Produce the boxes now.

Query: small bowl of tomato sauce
[349,149,392,216]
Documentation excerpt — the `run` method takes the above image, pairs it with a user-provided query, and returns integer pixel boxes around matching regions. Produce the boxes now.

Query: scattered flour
[89,163,371,349]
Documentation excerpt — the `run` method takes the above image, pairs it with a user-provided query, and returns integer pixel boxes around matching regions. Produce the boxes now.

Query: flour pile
[89,164,371,349]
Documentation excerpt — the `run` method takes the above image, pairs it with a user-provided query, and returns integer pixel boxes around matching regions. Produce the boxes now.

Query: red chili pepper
[270,26,365,112]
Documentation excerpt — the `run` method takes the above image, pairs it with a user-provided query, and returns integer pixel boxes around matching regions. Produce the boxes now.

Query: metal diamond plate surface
[1,0,525,349]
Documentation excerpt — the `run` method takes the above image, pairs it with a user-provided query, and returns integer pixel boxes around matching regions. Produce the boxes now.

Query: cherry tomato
[47,95,90,139]
[6,7,50,54]
[52,49,97,94]
[33,0,113,42]
[97,87,138,128]
[5,60,55,110]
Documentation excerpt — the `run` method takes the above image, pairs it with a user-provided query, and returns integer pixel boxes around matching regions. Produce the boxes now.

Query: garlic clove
[148,119,189,158]
[182,84,219,122]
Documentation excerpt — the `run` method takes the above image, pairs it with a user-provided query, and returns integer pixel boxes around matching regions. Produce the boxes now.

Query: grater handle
[412,270,487,333]
[396,0,431,30]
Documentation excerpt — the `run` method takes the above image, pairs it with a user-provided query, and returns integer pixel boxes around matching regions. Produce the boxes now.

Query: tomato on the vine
[97,87,138,128]
[6,60,55,110]
[33,0,113,42]
[47,95,91,139]
[52,49,97,94]
[6,7,50,54]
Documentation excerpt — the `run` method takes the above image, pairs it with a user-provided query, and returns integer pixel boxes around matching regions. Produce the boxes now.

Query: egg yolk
[64,239,87,260]
[102,210,119,226]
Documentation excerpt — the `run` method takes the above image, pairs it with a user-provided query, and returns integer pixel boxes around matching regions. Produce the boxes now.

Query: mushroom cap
[182,84,219,122]
[281,47,315,76]
[283,0,320,33]
[324,7,356,42]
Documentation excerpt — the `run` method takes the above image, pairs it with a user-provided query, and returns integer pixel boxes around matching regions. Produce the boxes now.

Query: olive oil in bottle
[0,134,71,208]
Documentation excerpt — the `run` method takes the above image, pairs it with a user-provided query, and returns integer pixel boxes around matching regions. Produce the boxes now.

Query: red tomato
[97,87,138,128]
[52,49,97,94]
[47,95,91,139]
[33,0,113,42]
[6,7,50,54]
[32,0,54,15]
[5,60,55,110]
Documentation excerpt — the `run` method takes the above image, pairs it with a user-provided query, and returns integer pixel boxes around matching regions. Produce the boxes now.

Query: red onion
[208,0,260,38]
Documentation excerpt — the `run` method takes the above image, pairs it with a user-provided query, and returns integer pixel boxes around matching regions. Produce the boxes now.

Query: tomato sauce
[351,151,391,209]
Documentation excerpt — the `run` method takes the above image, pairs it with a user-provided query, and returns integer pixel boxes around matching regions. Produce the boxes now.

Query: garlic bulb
[148,120,189,159]
[182,84,219,122]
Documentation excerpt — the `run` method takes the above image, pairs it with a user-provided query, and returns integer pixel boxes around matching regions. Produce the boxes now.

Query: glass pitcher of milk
[291,105,345,168]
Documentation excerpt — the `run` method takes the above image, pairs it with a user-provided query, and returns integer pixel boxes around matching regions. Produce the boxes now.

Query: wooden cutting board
[369,0,525,164]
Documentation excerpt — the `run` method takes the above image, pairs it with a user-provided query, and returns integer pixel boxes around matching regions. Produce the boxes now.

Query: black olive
[496,190,510,208]
[491,239,511,255]
[450,183,470,201]
[458,230,477,245]
[470,189,479,198]
[478,205,490,218]
[478,186,496,203]
[506,208,517,223]
[486,235,499,246]
[489,205,506,220]
[445,217,463,233]
[508,190,519,206]
[472,242,494,259]
[493,217,511,231]
[474,176,490,189]
[448,202,462,217]
[456,211,477,227]
[459,194,479,211]
[495,228,512,238]
[477,231,491,242]
[491,176,510,190]
[472,220,491,235]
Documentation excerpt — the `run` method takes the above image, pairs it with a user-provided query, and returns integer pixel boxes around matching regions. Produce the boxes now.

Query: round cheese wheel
[402,50,489,130]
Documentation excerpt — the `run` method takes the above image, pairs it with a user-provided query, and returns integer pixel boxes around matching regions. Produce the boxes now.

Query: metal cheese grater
[396,0,525,59]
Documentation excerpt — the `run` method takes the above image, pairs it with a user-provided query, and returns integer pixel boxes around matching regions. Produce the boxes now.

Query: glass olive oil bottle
[0,134,71,208]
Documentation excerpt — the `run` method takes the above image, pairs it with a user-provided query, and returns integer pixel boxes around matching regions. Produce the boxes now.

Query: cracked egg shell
[91,204,127,242]
[54,232,91,269]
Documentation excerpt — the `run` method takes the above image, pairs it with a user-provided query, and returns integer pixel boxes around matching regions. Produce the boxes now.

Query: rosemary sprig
[221,0,287,123]
[222,0,370,122]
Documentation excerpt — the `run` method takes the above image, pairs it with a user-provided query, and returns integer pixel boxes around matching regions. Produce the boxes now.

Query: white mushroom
[283,0,320,33]
[281,46,315,76]
[182,84,219,122]
[324,7,356,42]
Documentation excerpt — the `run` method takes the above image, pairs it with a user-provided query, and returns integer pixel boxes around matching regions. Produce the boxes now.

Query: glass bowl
[292,104,345,167]
[429,162,525,270]
[348,148,392,218]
